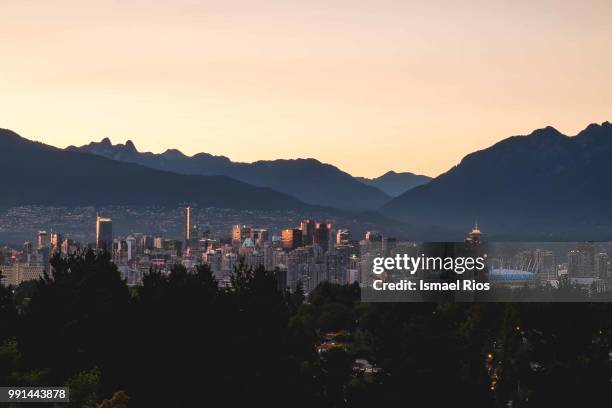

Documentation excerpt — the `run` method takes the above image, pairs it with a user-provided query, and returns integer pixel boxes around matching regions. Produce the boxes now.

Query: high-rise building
[596,252,608,279]
[567,250,583,277]
[382,237,397,256]
[281,228,303,251]
[206,250,223,278]
[37,231,48,249]
[327,246,349,284]
[314,222,332,253]
[535,249,557,282]
[50,232,63,253]
[154,236,164,249]
[263,242,274,271]
[577,242,595,277]
[96,216,113,252]
[162,239,183,255]
[126,236,136,261]
[300,219,315,246]
[60,237,73,255]
[141,235,154,251]
[185,206,191,243]
[251,228,269,246]
[365,230,382,242]
[336,229,351,245]
[232,225,252,245]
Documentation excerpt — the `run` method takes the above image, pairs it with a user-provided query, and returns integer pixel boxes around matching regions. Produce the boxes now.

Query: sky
[1,0,611,178]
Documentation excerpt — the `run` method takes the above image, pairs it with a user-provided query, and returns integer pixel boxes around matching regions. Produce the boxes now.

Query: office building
[37,231,48,249]
[314,222,331,253]
[96,216,113,252]
[596,252,609,279]
[300,219,315,245]
[365,230,382,242]
[185,205,191,243]
[232,225,252,245]
[281,228,303,251]
[50,232,63,253]
[336,229,351,245]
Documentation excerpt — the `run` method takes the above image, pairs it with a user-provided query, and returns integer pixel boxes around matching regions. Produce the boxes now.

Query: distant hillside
[382,122,612,240]
[0,129,312,211]
[357,171,431,196]
[67,139,391,210]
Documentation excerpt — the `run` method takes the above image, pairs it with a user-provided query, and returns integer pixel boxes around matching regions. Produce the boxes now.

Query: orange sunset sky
[1,0,611,177]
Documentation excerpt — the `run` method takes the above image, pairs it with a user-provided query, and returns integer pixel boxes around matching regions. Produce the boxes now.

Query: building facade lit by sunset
[96,216,113,252]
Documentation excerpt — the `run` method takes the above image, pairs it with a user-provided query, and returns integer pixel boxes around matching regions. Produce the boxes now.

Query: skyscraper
[281,228,303,251]
[37,231,48,249]
[567,250,583,277]
[596,252,608,279]
[577,242,595,277]
[300,219,315,246]
[185,205,191,243]
[50,232,63,253]
[96,216,113,252]
[535,249,557,282]
[251,228,269,246]
[232,225,252,245]
[314,222,332,253]
[382,237,397,256]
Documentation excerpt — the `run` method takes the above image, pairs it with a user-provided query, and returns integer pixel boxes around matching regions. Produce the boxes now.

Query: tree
[65,367,101,408]
[0,270,17,345]
[17,250,131,393]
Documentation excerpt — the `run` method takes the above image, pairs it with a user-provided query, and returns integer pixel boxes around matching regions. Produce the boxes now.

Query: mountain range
[0,129,311,211]
[67,139,393,210]
[382,122,612,239]
[356,171,431,196]
[4,121,612,240]
[0,128,455,241]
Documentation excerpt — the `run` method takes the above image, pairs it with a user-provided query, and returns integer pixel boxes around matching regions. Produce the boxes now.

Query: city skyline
[3,209,610,298]
[2,1,611,177]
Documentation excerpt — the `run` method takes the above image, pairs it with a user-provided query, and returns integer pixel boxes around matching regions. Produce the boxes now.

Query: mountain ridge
[0,128,313,211]
[67,140,392,210]
[356,170,431,196]
[382,121,612,239]
[0,127,463,241]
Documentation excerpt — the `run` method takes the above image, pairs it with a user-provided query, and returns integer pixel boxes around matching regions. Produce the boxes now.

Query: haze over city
[2,0,611,177]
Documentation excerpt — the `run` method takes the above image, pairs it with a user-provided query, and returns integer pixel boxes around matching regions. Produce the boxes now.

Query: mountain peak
[357,170,431,197]
[576,121,612,139]
[125,140,137,152]
[529,126,563,138]
[162,148,187,159]
[100,137,112,145]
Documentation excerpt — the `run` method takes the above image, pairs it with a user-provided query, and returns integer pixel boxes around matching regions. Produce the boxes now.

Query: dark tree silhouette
[0,253,609,407]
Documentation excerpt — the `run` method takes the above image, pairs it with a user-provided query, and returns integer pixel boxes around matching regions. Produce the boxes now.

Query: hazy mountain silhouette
[0,129,312,211]
[0,128,465,241]
[356,171,431,196]
[382,122,612,239]
[67,139,391,210]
